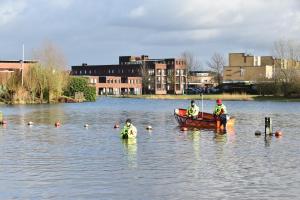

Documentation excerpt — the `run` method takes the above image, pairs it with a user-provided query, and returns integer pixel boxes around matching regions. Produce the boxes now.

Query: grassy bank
[117,94,300,102]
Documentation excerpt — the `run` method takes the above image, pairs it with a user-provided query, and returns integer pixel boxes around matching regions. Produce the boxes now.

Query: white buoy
[146,125,152,130]
[84,124,89,128]
[28,121,33,126]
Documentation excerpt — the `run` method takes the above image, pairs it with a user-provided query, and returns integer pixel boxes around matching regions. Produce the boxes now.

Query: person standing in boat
[187,100,200,119]
[120,119,137,139]
[213,99,227,132]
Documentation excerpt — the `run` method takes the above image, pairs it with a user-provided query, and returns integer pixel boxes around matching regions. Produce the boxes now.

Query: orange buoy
[55,121,61,127]
[114,124,120,129]
[275,130,282,137]
[181,127,188,131]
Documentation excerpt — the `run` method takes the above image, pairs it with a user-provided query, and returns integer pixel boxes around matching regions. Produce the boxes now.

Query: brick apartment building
[71,55,187,95]
[0,60,36,85]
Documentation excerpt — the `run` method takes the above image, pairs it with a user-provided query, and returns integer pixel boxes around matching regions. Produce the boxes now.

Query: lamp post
[21,44,24,86]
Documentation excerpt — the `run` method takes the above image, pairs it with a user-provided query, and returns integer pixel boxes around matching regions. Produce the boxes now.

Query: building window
[148,69,154,75]
[240,67,245,77]
[157,69,161,75]
[157,76,161,83]
[157,84,161,90]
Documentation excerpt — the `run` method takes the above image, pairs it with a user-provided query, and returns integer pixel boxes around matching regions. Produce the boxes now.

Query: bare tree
[272,39,300,96]
[32,41,69,102]
[207,53,226,85]
[181,51,202,80]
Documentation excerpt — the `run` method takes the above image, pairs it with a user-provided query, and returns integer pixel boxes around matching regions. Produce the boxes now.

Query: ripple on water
[0,98,299,199]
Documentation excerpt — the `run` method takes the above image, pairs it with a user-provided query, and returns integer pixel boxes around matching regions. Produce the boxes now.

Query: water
[0,97,299,199]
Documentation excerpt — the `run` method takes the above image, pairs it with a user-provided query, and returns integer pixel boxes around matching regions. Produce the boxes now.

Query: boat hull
[174,109,235,129]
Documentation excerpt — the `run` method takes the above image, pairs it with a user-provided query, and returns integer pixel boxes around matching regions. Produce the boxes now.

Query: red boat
[174,108,235,130]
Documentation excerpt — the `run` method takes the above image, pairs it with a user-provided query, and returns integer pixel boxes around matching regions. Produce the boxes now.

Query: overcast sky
[0,0,300,68]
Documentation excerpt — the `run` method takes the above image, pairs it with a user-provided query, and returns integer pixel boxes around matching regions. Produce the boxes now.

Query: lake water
[0,97,299,199]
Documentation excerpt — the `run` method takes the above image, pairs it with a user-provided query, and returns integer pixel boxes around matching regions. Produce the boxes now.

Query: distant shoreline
[113,94,300,102]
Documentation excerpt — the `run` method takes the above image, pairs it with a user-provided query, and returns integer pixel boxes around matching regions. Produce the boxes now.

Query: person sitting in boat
[187,100,200,119]
[213,99,227,132]
[120,119,137,139]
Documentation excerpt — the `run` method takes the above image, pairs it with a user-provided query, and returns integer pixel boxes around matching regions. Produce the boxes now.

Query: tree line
[0,42,96,104]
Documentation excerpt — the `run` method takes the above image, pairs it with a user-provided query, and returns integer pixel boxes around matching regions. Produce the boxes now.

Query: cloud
[49,0,73,9]
[0,0,26,26]
[129,6,146,18]
[0,0,300,65]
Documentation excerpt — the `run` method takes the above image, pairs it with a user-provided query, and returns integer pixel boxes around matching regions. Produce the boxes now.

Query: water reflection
[122,138,137,169]
[264,135,272,147]
[190,130,201,161]
[213,132,227,144]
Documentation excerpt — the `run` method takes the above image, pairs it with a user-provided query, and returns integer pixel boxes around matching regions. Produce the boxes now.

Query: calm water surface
[0,97,299,199]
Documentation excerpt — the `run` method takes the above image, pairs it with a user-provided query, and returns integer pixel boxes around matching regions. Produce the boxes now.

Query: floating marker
[181,127,188,131]
[146,126,152,130]
[55,121,61,127]
[84,124,89,128]
[265,117,273,136]
[275,130,282,137]
[255,130,262,136]
[28,121,33,126]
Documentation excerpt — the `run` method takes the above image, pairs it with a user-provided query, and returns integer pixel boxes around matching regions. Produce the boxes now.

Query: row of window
[105,79,141,84]
[106,79,121,84]
[128,79,141,84]
[74,68,187,76]
[74,68,137,75]
[175,60,185,66]
[155,84,182,91]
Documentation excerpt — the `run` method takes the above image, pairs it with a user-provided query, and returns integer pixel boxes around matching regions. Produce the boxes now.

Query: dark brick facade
[71,55,187,95]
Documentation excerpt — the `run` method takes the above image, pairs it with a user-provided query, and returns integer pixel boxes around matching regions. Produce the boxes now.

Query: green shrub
[84,86,96,101]
[64,76,96,102]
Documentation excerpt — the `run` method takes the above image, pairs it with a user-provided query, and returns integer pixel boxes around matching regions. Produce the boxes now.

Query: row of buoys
[255,130,283,137]
[27,121,87,128]
[28,121,61,127]
[255,117,283,138]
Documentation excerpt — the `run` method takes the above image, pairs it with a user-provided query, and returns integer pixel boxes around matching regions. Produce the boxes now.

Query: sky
[0,0,300,68]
